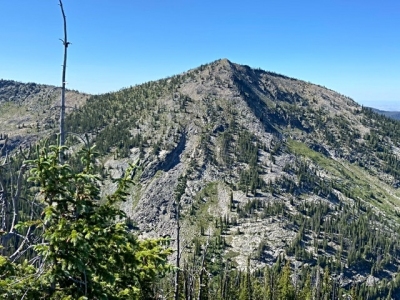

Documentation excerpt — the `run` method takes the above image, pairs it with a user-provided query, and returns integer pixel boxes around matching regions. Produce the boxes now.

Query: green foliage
[0,144,172,299]
[8,60,400,299]
[278,261,295,300]
[235,130,265,194]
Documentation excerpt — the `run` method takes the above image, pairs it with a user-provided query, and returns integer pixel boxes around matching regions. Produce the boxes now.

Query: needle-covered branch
[0,144,172,299]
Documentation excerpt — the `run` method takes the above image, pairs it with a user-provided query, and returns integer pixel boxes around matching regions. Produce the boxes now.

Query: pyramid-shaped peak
[206,58,234,69]
[216,58,232,65]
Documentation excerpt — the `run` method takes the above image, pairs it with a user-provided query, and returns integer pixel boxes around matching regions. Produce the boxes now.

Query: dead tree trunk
[174,175,187,300]
[174,199,181,300]
[59,0,70,162]
[0,138,8,234]
[197,231,210,300]
[0,139,29,253]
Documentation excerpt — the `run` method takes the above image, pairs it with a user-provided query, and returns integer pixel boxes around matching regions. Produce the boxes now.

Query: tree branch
[9,164,27,234]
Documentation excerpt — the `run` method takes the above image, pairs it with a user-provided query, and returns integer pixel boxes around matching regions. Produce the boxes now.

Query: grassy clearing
[287,139,338,173]
[287,139,400,219]
[341,162,400,215]
[0,102,26,131]
[181,182,220,243]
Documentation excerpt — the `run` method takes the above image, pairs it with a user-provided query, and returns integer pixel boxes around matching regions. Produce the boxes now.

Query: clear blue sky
[0,1,399,110]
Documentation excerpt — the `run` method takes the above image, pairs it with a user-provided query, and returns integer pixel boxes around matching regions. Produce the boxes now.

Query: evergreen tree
[299,271,312,300]
[278,261,295,300]
[239,260,252,300]
[0,144,172,299]
[322,266,331,300]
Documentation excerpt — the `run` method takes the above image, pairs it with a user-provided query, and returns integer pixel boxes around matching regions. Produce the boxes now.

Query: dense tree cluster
[0,144,171,299]
[5,60,400,298]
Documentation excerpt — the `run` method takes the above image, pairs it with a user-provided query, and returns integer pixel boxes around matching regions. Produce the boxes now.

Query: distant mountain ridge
[0,79,88,151]
[370,107,400,120]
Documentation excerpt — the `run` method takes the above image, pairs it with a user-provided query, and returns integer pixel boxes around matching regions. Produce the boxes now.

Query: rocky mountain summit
[4,59,400,294]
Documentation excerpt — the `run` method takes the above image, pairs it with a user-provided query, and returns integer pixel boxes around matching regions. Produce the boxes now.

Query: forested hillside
[372,108,400,121]
[3,59,400,298]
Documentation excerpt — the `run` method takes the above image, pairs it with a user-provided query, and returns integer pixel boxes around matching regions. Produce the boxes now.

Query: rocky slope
[0,79,88,151]
[4,60,400,291]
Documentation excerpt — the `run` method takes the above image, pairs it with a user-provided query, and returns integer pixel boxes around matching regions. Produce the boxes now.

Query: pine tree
[0,144,172,299]
[239,259,252,300]
[278,261,295,300]
[322,266,331,300]
[263,267,272,300]
[299,271,312,300]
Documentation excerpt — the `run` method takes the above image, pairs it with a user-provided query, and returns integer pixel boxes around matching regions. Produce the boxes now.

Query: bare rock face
[65,62,375,285]
[6,60,400,288]
[88,60,400,286]
[0,79,88,147]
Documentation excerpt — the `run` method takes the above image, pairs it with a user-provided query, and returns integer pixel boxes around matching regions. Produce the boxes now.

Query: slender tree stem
[59,0,69,162]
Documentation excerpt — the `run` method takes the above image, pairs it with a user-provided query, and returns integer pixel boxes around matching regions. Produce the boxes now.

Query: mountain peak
[215,57,232,66]
[4,60,400,293]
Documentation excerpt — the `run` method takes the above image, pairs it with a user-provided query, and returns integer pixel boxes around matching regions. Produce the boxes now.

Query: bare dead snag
[7,147,30,235]
[9,225,32,261]
[0,138,8,232]
[0,162,28,250]
[0,137,8,158]
[174,175,187,300]
[59,0,70,162]
[0,182,5,233]
[197,231,210,300]
[0,141,28,251]
[10,164,27,233]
